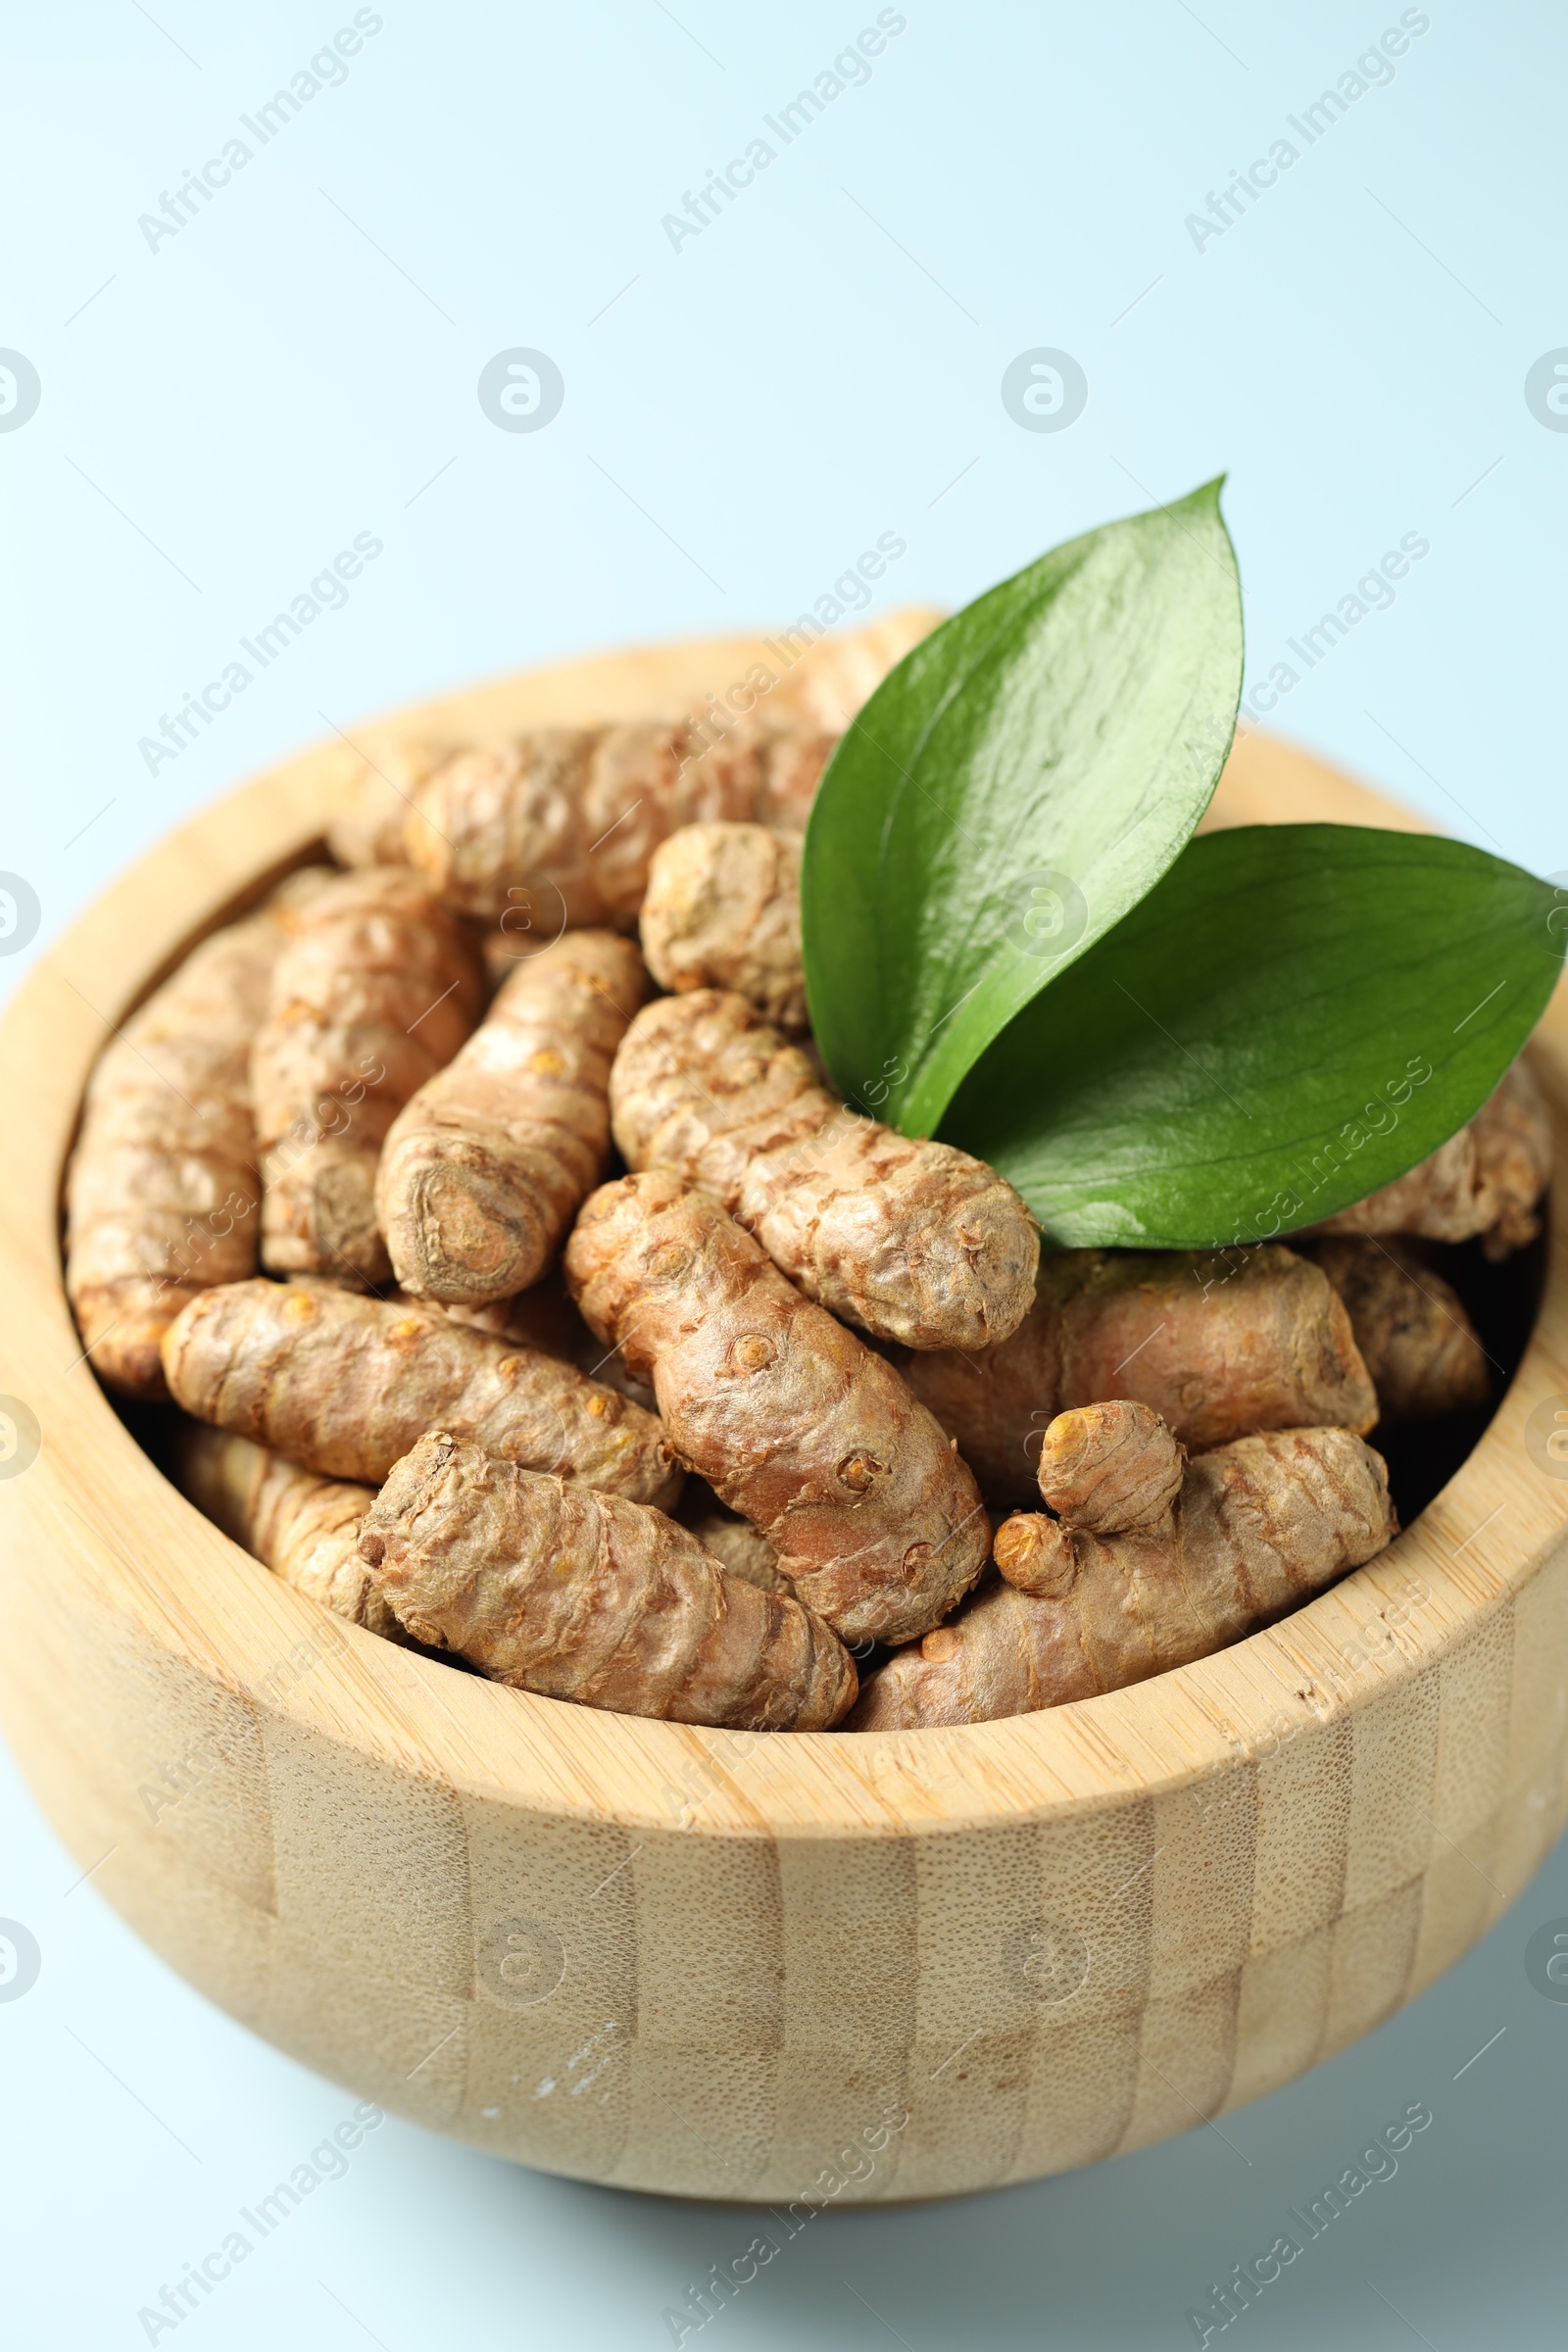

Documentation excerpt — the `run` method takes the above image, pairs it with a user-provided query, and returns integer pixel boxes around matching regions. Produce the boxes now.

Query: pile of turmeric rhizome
[65,624,1549,1735]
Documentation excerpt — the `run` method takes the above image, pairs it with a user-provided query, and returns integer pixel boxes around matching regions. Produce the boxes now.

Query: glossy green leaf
[801,479,1243,1135]
[942,825,1564,1248]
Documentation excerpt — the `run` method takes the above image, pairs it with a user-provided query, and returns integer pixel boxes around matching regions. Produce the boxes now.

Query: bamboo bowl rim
[4,618,1567,1846]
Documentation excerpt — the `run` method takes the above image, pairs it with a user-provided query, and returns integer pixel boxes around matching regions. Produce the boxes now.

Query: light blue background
[3,3,1566,2344]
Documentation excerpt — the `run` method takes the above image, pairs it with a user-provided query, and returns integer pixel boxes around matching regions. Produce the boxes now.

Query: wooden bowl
[3,624,1566,2206]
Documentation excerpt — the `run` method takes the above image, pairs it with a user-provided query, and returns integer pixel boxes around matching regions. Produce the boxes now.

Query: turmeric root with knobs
[639,823,808,1032]
[358,1432,856,1730]
[170,1423,408,1641]
[1033,1398,1185,1533]
[326,736,457,870]
[850,1409,1396,1728]
[564,1171,991,1644]
[332,612,937,889]
[162,1277,681,1504]
[901,1244,1377,1508]
[1303,1238,1490,1423]
[1309,1061,1550,1260]
[252,869,486,1286]
[65,873,331,1400]
[610,990,1039,1350]
[376,930,652,1306]
[406,722,834,931]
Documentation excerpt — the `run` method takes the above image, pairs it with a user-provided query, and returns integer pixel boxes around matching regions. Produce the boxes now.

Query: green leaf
[942,825,1564,1249]
[801,478,1243,1136]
